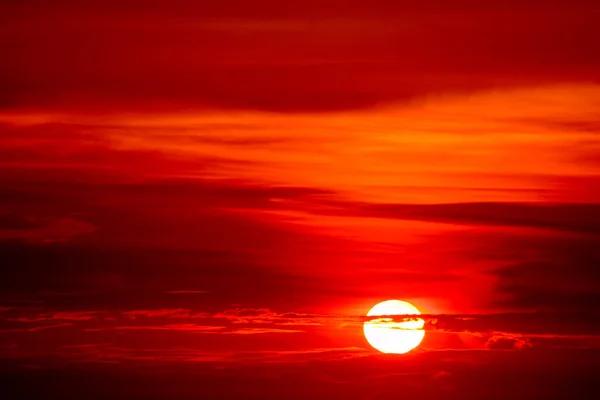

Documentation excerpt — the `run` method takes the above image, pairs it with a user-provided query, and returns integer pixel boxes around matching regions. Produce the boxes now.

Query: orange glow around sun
[364,300,425,354]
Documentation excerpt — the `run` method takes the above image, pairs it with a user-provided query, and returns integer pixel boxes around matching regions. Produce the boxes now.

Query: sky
[1,1,600,399]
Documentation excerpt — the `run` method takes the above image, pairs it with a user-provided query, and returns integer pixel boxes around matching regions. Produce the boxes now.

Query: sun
[363,300,425,354]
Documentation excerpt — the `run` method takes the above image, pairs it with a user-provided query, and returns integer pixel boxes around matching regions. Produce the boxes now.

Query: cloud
[485,334,532,350]
[3,347,599,400]
[122,309,194,318]
[484,233,600,312]
[0,214,95,243]
[113,324,225,333]
[223,328,304,334]
[213,307,334,327]
[0,322,74,333]
[164,290,209,294]
[323,202,600,235]
[367,312,600,337]
[2,1,599,111]
[54,343,371,367]
[3,305,599,350]
[9,311,97,322]
[88,324,302,335]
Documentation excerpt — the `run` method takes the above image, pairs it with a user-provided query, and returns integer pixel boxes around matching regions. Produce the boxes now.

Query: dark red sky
[1,1,600,398]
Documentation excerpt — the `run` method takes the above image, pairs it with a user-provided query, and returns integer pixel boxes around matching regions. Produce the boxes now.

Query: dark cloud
[1,299,600,400]
[420,313,600,336]
[0,122,243,179]
[486,234,600,312]
[0,130,354,311]
[326,201,600,235]
[0,243,343,311]
[122,309,195,319]
[164,290,209,295]
[0,347,599,400]
[0,215,95,243]
[0,214,41,230]
[3,305,600,340]
[109,324,226,333]
[2,1,599,111]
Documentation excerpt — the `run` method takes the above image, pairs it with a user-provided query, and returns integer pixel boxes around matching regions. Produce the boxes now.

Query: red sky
[1,1,600,398]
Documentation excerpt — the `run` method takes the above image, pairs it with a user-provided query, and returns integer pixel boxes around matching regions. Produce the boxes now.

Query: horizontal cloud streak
[322,201,600,235]
[3,307,599,338]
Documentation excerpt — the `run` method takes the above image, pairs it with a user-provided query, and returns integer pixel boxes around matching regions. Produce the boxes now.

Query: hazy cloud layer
[2,1,599,111]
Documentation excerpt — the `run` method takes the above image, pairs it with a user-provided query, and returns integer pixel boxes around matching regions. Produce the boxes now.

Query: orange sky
[3,83,600,204]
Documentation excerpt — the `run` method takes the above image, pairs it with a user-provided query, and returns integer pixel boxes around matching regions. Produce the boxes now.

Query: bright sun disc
[363,300,425,354]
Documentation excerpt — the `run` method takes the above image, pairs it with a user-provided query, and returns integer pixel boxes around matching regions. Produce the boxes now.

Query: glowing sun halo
[364,300,425,354]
